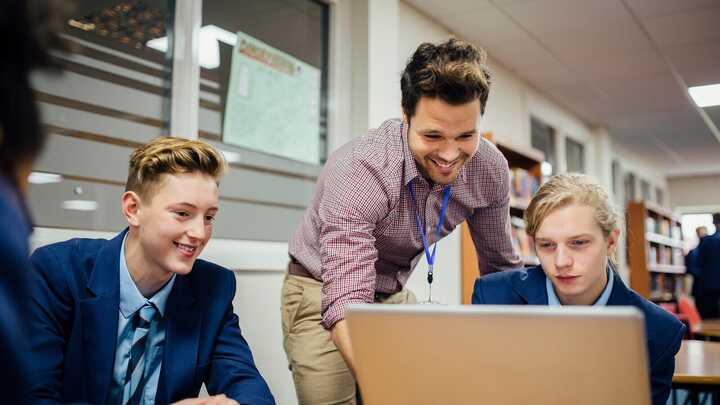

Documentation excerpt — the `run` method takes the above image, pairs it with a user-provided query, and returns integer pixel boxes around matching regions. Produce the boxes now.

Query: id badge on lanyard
[408,183,452,304]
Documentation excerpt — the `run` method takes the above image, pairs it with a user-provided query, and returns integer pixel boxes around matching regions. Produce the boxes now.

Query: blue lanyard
[408,183,452,283]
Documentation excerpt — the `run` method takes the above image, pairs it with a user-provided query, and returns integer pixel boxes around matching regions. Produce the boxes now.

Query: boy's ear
[121,191,142,227]
[606,228,620,255]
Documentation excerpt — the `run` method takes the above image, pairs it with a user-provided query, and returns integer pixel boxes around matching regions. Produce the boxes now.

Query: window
[624,172,636,203]
[28,0,175,232]
[199,0,330,165]
[611,160,620,196]
[655,187,664,206]
[565,137,585,173]
[531,117,556,179]
[640,180,651,201]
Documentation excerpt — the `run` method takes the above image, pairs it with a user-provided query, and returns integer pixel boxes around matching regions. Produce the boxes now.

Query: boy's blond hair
[126,137,227,201]
[525,173,619,239]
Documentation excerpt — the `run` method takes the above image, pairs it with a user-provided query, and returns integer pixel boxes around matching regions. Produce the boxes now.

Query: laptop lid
[346,304,650,405]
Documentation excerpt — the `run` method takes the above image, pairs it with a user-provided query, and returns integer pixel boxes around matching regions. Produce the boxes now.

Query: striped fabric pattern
[120,303,158,405]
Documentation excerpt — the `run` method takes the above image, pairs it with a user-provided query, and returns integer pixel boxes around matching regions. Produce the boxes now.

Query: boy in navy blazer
[472,173,684,405]
[29,137,275,405]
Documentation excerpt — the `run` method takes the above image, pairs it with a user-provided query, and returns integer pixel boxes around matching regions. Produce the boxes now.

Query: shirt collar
[400,120,469,187]
[546,266,614,306]
[119,234,176,319]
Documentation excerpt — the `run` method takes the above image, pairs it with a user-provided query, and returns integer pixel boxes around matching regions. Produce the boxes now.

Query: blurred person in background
[685,226,707,303]
[0,0,68,402]
[697,213,720,319]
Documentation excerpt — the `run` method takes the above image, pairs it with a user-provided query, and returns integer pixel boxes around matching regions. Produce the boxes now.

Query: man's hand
[330,319,357,376]
[170,394,239,405]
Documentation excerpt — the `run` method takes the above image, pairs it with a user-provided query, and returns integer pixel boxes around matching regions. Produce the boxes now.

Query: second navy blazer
[472,266,685,405]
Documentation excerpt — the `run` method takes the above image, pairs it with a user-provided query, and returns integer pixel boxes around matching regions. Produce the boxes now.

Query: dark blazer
[699,232,720,290]
[29,229,275,405]
[0,177,34,404]
[472,266,685,405]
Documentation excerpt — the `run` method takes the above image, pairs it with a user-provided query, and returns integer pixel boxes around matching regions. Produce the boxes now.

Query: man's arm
[330,320,357,376]
[205,272,275,405]
[466,161,520,275]
[317,152,391,370]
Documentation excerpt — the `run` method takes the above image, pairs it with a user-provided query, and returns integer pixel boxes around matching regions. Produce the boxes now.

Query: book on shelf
[509,168,538,205]
[510,221,535,265]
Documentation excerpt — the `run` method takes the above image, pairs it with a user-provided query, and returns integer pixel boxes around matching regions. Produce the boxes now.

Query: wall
[668,174,720,212]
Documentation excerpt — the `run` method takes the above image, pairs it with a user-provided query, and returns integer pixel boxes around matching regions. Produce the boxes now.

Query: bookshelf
[626,201,686,302]
[461,135,544,304]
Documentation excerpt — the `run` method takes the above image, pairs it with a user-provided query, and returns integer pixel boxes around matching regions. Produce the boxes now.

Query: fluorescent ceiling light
[28,171,63,184]
[62,200,98,211]
[689,84,720,108]
[146,25,236,70]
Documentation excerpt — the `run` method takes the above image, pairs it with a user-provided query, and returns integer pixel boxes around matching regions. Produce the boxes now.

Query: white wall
[668,174,720,212]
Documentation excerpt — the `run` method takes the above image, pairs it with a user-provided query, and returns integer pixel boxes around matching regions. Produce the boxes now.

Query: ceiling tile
[441,6,530,46]
[499,0,632,35]
[404,0,491,18]
[625,0,720,19]
[643,6,720,47]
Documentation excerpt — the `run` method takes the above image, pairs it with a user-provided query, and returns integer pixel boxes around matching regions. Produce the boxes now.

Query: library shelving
[626,201,686,303]
[461,135,544,304]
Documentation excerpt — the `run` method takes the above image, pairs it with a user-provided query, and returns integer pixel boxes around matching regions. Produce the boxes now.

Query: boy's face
[532,203,618,305]
[132,172,219,277]
[406,97,480,185]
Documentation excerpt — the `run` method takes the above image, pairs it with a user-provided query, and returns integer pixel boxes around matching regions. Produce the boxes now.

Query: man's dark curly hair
[0,0,70,186]
[401,38,491,119]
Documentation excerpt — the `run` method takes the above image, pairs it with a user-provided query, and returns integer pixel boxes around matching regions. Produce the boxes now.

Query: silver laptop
[346,304,650,405]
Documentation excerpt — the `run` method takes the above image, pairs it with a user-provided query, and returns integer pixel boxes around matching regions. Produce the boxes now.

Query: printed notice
[223,31,321,164]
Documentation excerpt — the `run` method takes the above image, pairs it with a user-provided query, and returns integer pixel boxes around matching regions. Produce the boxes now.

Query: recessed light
[28,171,63,184]
[62,200,98,211]
[689,84,720,108]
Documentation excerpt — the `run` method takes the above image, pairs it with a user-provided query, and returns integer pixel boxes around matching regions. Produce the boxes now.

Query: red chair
[678,295,702,337]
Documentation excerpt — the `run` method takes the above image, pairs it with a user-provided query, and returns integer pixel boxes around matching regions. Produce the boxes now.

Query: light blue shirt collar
[546,266,614,306]
[119,234,176,319]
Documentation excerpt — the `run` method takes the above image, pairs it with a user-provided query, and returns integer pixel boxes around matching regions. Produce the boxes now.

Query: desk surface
[674,340,720,385]
[696,320,720,338]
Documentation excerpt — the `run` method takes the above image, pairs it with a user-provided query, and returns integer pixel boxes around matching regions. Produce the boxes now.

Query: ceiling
[405,0,720,177]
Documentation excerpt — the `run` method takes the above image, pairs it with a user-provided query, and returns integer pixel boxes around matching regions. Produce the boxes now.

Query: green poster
[223,31,321,164]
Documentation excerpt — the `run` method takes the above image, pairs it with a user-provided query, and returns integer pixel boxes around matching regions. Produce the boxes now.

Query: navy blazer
[472,266,685,405]
[0,177,34,404]
[29,230,275,405]
[698,232,720,290]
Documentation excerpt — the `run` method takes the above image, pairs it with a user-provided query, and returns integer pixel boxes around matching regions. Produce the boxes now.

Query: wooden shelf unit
[461,135,544,304]
[626,201,686,302]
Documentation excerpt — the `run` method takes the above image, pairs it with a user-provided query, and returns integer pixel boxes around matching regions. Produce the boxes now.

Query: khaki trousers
[281,273,416,405]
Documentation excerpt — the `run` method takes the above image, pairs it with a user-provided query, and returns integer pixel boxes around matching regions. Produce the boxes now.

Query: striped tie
[122,303,157,405]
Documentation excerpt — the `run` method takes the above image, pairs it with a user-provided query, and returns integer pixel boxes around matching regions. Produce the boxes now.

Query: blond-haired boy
[29,137,275,405]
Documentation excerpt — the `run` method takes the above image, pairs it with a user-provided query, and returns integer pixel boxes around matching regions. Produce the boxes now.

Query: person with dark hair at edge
[697,213,720,319]
[282,38,520,404]
[0,0,68,403]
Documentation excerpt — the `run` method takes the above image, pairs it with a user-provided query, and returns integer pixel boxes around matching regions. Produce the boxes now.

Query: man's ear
[606,228,620,255]
[121,191,142,227]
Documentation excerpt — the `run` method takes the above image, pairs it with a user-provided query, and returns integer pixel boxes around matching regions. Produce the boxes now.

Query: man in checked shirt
[282,38,520,404]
